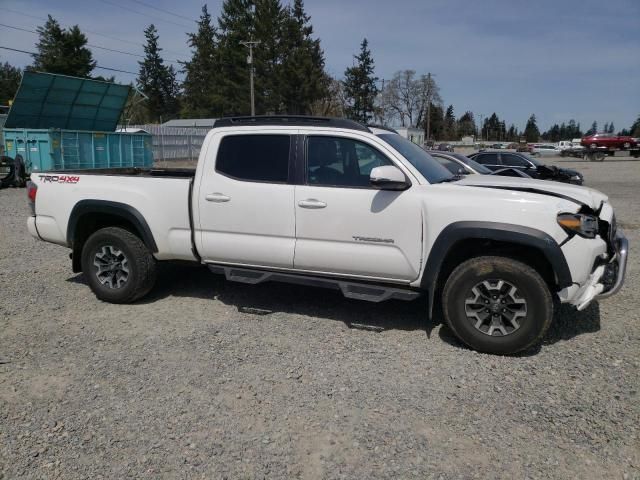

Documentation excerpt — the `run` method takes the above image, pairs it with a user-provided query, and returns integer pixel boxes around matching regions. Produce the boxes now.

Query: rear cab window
[216,134,291,183]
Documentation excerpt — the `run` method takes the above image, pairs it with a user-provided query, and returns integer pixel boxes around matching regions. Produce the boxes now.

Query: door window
[307,136,392,187]
[501,154,531,168]
[216,134,290,183]
[473,153,498,165]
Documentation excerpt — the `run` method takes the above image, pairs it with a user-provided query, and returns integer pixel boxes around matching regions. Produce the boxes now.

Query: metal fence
[123,124,209,163]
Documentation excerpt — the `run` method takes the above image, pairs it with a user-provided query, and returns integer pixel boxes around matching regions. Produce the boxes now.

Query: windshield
[449,153,492,174]
[377,134,454,183]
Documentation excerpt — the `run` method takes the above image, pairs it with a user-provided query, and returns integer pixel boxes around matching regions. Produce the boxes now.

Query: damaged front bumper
[571,230,629,310]
[595,231,629,300]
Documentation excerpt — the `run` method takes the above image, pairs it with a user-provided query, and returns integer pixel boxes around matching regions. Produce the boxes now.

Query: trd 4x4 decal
[38,175,80,184]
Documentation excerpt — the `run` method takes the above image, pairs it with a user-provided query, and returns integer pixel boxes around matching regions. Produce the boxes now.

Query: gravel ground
[1,156,638,479]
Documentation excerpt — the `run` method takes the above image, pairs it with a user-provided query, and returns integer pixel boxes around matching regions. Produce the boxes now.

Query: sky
[1,0,639,131]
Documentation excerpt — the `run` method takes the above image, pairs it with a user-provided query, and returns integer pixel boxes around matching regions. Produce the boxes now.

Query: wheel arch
[68,200,158,272]
[421,221,572,319]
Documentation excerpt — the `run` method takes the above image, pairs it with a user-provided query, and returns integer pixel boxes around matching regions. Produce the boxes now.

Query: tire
[442,256,553,355]
[81,227,157,303]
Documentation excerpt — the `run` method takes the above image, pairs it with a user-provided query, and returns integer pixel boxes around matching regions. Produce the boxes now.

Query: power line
[96,0,193,29]
[129,0,196,22]
[0,23,183,64]
[1,6,190,58]
[0,45,139,76]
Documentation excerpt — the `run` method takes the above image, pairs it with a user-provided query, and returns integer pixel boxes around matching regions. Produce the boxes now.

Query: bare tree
[310,76,347,117]
[414,73,441,130]
[379,70,441,127]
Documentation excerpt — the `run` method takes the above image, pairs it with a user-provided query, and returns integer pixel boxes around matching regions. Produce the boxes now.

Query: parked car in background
[437,143,454,152]
[516,144,534,153]
[581,133,637,150]
[531,144,560,156]
[469,151,584,184]
[429,151,532,178]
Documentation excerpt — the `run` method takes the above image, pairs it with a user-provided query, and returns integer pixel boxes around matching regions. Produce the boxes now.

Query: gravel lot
[1,156,638,479]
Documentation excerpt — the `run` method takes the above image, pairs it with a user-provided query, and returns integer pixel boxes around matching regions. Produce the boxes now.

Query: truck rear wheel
[442,256,553,355]
[81,227,157,303]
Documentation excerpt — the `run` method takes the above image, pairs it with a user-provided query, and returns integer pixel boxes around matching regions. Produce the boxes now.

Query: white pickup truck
[26,116,628,354]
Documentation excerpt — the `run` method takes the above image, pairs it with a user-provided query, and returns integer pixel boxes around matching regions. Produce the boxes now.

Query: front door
[196,133,296,269]
[294,135,423,282]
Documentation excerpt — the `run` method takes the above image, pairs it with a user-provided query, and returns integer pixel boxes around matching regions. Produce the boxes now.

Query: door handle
[298,199,326,209]
[205,193,230,203]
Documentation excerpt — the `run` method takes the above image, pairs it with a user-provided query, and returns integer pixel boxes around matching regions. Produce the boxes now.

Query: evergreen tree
[425,103,444,140]
[137,24,180,122]
[31,15,96,77]
[182,5,220,117]
[586,121,598,135]
[215,0,255,115]
[254,0,286,114]
[443,105,456,140]
[343,38,378,123]
[0,62,21,106]
[523,114,540,142]
[608,122,615,134]
[279,0,327,114]
[631,115,640,137]
[457,111,476,137]
[603,122,609,134]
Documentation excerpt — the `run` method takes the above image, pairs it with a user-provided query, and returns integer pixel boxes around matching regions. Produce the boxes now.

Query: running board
[207,265,421,302]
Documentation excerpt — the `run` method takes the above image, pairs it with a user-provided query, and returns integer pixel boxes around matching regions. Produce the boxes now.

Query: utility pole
[425,73,433,142]
[240,40,261,116]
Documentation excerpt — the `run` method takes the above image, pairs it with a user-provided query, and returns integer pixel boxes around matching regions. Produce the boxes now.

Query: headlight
[557,213,598,238]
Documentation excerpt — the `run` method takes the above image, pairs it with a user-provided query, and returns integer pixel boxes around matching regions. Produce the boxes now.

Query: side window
[474,153,498,165]
[434,156,462,175]
[216,135,290,183]
[501,154,530,168]
[307,136,392,187]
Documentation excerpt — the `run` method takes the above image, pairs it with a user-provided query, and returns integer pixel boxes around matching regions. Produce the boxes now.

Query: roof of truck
[214,116,370,132]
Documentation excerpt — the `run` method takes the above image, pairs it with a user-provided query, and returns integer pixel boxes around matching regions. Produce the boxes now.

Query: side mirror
[457,168,468,176]
[370,165,410,191]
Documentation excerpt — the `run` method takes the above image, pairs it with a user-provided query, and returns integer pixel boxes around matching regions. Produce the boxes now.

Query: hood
[455,175,608,210]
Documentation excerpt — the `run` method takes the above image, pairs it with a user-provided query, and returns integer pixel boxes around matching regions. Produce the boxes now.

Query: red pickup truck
[581,133,637,150]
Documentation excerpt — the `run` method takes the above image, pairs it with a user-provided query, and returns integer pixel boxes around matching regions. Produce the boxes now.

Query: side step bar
[208,265,421,303]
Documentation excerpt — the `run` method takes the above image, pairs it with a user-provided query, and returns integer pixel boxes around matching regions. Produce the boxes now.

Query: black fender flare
[67,200,158,253]
[421,221,572,318]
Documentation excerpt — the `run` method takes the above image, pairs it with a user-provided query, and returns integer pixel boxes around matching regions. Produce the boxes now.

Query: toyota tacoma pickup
[26,116,628,354]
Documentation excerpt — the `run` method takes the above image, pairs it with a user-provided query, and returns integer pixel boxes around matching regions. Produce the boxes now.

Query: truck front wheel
[442,256,553,355]
[81,227,157,303]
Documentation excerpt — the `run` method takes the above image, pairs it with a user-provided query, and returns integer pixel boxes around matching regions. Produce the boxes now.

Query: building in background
[394,127,424,145]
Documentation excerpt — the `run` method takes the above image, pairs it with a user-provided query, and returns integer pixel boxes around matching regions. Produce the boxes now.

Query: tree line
[1,0,640,142]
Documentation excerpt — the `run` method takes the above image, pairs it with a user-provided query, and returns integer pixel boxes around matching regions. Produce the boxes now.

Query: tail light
[26,181,37,214]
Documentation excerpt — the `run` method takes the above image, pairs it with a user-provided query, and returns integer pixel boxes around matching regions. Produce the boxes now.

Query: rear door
[293,134,423,281]
[196,132,297,269]
[472,152,501,171]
